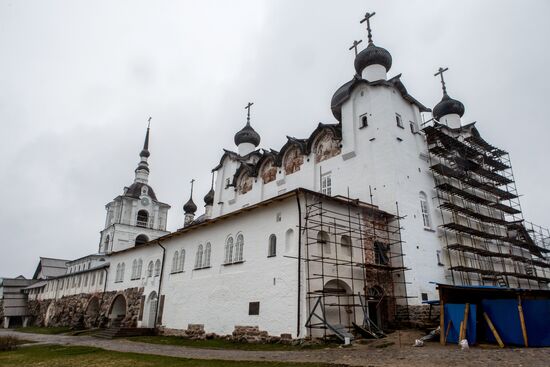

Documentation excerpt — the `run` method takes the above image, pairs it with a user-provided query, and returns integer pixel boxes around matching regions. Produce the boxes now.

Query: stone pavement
[1,329,549,367]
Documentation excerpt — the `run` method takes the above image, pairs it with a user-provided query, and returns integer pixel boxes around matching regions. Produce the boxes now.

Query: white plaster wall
[210,82,447,304]
[160,199,300,337]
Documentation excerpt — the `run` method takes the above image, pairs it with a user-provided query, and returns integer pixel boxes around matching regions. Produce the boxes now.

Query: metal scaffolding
[423,122,550,289]
[298,192,409,341]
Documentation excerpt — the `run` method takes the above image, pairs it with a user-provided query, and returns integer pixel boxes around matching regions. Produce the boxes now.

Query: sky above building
[1,0,549,278]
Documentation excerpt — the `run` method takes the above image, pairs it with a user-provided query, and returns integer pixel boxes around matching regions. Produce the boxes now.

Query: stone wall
[28,287,143,329]
[159,324,290,344]
[396,304,439,329]
[0,299,3,327]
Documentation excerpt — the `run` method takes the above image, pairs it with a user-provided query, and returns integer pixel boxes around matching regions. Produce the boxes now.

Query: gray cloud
[1,0,549,278]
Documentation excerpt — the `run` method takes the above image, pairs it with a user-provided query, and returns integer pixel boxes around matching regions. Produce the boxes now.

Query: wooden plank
[440,300,445,345]
[483,312,504,348]
[459,303,470,342]
[518,296,529,347]
[459,321,464,344]
[444,320,452,345]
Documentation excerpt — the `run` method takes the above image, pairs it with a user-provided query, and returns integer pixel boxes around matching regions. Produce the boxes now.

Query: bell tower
[98,119,171,254]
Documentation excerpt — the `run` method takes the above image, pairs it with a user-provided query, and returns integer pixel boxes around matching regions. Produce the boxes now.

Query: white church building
[6,12,549,341]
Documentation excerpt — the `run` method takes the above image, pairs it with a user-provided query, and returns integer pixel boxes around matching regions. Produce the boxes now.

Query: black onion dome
[183,197,197,214]
[433,93,465,121]
[203,188,214,206]
[330,77,359,121]
[234,123,261,147]
[354,43,392,75]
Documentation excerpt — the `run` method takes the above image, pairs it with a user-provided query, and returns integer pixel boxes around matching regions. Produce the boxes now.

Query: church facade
[10,12,550,340]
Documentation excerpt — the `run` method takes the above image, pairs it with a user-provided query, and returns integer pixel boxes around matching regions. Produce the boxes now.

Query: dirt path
[1,329,549,367]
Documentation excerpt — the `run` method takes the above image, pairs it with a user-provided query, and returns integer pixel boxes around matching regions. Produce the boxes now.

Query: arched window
[137,210,149,227]
[104,235,110,253]
[317,231,331,254]
[340,235,352,257]
[99,271,104,284]
[91,272,96,286]
[234,234,244,262]
[374,242,390,266]
[116,263,121,282]
[132,259,138,279]
[203,243,211,267]
[147,261,154,277]
[136,259,143,278]
[285,228,294,253]
[195,245,204,269]
[172,251,179,273]
[224,237,234,264]
[120,263,125,282]
[135,234,149,246]
[154,259,161,276]
[268,234,277,257]
[179,249,185,272]
[419,191,431,229]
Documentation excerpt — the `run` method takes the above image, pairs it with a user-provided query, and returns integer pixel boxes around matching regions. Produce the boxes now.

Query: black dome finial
[140,117,151,158]
[354,11,392,75]
[204,172,215,206]
[183,179,197,214]
[432,67,465,120]
[234,102,261,147]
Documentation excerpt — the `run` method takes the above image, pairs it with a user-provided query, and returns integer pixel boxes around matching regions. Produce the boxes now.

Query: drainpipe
[154,240,166,329]
[295,193,303,338]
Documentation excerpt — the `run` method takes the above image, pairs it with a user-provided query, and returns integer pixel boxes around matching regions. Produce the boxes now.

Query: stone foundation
[27,287,144,329]
[159,324,292,344]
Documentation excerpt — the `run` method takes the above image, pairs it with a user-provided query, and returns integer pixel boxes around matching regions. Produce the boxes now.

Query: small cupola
[354,12,392,81]
[183,179,197,227]
[234,102,260,156]
[433,67,465,128]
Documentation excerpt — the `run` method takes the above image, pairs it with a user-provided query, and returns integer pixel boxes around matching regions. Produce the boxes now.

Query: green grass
[0,344,337,367]
[127,335,335,351]
[15,326,72,335]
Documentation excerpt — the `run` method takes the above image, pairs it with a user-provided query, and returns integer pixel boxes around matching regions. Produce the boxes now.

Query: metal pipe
[296,193,303,338]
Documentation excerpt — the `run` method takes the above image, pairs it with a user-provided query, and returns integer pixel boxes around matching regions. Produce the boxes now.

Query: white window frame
[420,192,432,229]
[321,173,332,196]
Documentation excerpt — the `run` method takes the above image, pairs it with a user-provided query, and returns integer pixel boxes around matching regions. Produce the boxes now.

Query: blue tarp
[444,303,477,344]
[482,299,550,347]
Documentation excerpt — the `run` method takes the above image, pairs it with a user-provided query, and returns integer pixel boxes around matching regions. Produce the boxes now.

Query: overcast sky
[1,0,549,278]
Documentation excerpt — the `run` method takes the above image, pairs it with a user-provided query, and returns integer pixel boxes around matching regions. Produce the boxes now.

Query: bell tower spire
[134,117,151,184]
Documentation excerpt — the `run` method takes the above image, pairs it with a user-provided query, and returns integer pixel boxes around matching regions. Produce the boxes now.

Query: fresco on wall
[238,173,254,195]
[260,159,277,184]
[284,147,304,175]
[314,131,341,163]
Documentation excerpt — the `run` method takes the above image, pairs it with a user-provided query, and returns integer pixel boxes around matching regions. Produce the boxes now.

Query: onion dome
[354,42,392,76]
[234,122,260,147]
[433,93,465,121]
[204,188,214,206]
[183,197,197,214]
[330,78,356,121]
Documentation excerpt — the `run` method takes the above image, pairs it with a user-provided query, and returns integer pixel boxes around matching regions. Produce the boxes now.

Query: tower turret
[134,118,151,184]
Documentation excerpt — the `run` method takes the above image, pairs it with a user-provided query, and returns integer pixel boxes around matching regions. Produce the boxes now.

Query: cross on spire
[245,102,254,125]
[349,39,363,56]
[360,11,376,44]
[434,67,449,94]
[190,179,195,197]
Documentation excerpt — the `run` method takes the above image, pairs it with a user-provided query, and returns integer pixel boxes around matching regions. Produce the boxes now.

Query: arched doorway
[84,297,100,328]
[323,279,353,329]
[143,291,158,328]
[108,294,127,327]
[44,302,56,327]
[366,286,385,328]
